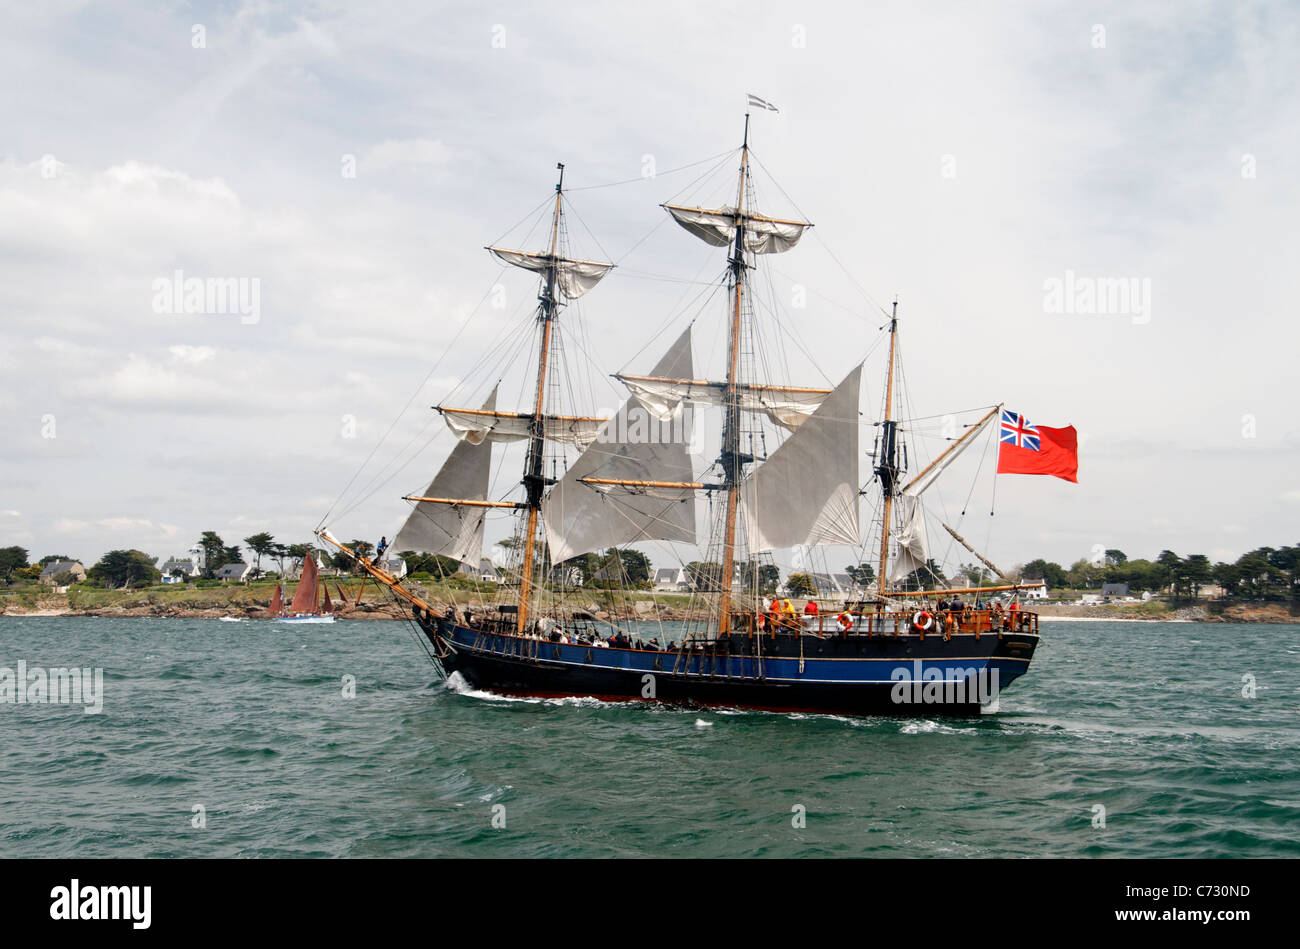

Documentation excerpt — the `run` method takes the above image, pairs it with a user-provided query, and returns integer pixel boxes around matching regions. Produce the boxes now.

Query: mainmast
[516,162,565,633]
[875,301,901,595]
[716,116,751,635]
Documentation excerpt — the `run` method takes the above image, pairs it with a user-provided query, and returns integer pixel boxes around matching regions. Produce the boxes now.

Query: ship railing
[455,608,1038,649]
[729,608,1038,639]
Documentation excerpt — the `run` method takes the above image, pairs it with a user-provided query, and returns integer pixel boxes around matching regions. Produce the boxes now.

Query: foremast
[375,162,615,632]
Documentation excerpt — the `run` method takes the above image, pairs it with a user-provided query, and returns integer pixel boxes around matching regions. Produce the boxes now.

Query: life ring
[911,610,934,633]
[836,611,854,632]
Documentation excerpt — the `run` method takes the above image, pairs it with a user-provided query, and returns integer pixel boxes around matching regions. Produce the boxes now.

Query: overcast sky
[1,0,1297,575]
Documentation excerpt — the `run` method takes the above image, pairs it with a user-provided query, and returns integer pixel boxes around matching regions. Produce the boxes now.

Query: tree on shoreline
[244,532,275,579]
[846,562,875,590]
[87,550,160,589]
[1016,543,1298,601]
[785,573,816,598]
[333,540,374,573]
[0,546,29,584]
[398,550,463,578]
[685,561,724,594]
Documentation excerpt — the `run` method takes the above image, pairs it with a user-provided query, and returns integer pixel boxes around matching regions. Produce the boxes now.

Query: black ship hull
[414,610,1038,717]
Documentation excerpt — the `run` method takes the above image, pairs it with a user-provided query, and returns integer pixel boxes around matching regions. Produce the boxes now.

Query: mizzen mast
[875,301,901,596]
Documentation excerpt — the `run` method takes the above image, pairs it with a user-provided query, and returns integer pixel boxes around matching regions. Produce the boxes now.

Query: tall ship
[317,113,1067,715]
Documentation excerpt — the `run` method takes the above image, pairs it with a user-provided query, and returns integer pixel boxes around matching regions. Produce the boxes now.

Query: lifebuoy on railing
[911,610,934,633]
[836,611,854,632]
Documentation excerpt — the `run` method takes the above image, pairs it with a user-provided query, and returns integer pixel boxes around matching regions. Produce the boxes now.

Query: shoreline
[2,603,1296,624]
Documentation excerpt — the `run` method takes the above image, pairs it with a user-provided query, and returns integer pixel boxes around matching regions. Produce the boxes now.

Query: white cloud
[3,0,1298,567]
[361,138,456,172]
[74,354,236,409]
[168,345,216,364]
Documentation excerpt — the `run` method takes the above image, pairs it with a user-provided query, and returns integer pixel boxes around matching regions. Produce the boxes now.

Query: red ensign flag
[996,410,1078,483]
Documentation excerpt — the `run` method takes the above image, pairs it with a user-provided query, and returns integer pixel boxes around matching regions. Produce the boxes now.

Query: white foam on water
[898,719,974,736]
[542,695,616,709]
[441,672,615,709]
[694,719,712,729]
[442,671,537,704]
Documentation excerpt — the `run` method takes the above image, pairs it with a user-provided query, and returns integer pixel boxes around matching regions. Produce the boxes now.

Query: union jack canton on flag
[1000,410,1040,451]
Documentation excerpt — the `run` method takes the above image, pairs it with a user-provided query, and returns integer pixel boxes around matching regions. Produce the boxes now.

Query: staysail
[288,551,320,615]
[542,327,698,563]
[391,387,498,566]
[269,582,282,615]
[741,364,862,552]
[888,494,929,584]
[488,248,614,300]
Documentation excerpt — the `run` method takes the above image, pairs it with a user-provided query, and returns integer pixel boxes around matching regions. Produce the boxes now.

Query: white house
[457,558,500,583]
[653,567,689,592]
[157,555,200,584]
[1022,582,1049,601]
[379,557,408,579]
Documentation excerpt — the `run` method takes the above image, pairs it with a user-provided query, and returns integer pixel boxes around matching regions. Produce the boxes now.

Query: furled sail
[488,248,614,300]
[288,551,320,614]
[392,387,497,565]
[888,493,929,584]
[741,364,862,552]
[440,407,607,448]
[615,376,829,432]
[663,205,809,255]
[542,327,698,563]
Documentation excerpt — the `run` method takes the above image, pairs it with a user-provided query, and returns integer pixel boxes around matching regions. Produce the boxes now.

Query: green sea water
[0,616,1296,858]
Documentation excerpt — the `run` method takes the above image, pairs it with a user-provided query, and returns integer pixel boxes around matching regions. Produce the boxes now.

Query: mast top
[555,162,565,192]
